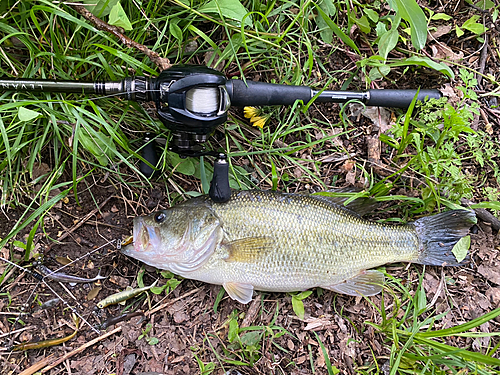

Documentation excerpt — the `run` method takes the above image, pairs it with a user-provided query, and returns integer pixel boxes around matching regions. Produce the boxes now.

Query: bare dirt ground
[1,3,500,375]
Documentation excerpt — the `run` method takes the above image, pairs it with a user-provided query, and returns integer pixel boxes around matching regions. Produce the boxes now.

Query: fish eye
[154,212,166,223]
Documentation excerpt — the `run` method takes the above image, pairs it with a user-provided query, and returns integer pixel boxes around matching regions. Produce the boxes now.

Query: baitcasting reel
[0,65,442,202]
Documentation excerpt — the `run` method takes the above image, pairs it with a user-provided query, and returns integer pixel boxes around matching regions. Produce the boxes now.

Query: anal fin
[223,282,254,304]
[325,270,384,297]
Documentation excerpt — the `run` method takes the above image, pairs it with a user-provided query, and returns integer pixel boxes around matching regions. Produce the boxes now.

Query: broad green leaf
[375,22,387,38]
[461,15,486,35]
[199,0,252,27]
[147,337,159,345]
[319,0,336,14]
[296,290,313,301]
[355,15,370,34]
[168,152,196,176]
[161,270,175,279]
[240,331,262,346]
[18,107,41,122]
[108,2,133,30]
[316,0,337,43]
[452,235,470,263]
[83,0,118,17]
[369,65,391,80]
[455,25,464,37]
[150,285,168,294]
[228,318,239,343]
[378,17,400,60]
[292,296,305,320]
[78,130,117,166]
[394,0,427,50]
[169,20,183,41]
[364,8,379,23]
[475,0,495,9]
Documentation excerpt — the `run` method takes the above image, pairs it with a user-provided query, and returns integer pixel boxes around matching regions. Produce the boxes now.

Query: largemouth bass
[122,190,476,304]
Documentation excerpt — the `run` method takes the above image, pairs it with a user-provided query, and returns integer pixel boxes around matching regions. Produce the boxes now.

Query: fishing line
[0,240,118,338]
[0,256,99,336]
[41,239,116,277]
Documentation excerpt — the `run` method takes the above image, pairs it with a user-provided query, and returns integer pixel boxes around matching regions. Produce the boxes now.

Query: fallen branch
[19,354,55,375]
[70,5,170,71]
[40,326,122,373]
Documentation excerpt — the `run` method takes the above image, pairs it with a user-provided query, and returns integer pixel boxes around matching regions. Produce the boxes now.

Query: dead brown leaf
[428,25,453,40]
[430,44,464,62]
[478,264,500,285]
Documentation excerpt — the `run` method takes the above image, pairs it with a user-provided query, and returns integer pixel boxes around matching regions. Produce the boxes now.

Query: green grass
[362,268,500,373]
[1,0,500,373]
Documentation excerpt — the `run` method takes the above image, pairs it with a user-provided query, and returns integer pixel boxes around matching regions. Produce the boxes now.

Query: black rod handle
[226,79,313,106]
[366,89,441,108]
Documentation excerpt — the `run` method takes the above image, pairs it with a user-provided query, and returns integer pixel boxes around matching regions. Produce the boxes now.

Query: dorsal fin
[312,188,378,217]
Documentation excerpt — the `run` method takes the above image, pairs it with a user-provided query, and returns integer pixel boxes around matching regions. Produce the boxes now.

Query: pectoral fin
[326,270,384,297]
[224,237,275,263]
[223,282,254,304]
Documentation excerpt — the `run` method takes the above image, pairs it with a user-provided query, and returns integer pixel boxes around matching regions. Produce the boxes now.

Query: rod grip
[227,79,313,106]
[366,89,442,108]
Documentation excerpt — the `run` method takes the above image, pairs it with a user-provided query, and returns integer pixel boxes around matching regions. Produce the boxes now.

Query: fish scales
[122,190,476,304]
[199,191,419,291]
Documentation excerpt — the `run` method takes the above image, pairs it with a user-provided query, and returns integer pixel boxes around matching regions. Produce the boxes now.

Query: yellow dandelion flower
[251,116,266,129]
[244,106,260,119]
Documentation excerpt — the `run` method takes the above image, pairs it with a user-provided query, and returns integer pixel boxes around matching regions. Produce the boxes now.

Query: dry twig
[70,5,170,71]
[19,354,55,375]
[40,326,122,373]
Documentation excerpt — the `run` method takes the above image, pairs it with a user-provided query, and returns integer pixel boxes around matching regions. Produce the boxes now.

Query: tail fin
[414,210,476,266]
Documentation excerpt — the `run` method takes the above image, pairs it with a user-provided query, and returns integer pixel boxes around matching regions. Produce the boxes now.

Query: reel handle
[139,134,158,178]
[209,154,231,203]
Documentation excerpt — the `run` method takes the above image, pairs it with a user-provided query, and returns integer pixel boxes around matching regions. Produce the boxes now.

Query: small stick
[0,325,34,339]
[19,354,55,375]
[145,288,200,317]
[477,34,488,87]
[40,326,122,373]
[70,5,170,71]
[241,296,261,328]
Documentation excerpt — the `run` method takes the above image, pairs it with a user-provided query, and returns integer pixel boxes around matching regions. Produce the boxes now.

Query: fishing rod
[0,65,442,202]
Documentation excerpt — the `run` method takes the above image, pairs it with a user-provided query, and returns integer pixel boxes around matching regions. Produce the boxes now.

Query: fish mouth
[127,217,161,253]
